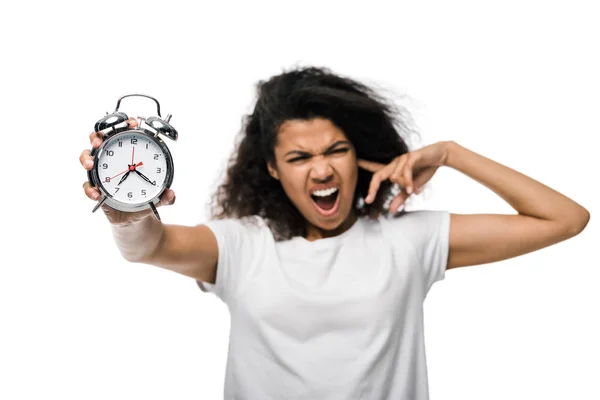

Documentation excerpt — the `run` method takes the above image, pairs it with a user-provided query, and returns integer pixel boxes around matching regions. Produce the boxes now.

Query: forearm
[444,141,589,228]
[110,216,164,263]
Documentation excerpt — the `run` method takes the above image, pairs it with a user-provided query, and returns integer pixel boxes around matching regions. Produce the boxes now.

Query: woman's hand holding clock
[80,117,176,225]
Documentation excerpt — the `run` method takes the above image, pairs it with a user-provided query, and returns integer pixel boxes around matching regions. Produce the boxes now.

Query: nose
[309,156,334,181]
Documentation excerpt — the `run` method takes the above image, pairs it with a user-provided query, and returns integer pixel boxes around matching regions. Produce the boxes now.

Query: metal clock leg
[149,202,161,221]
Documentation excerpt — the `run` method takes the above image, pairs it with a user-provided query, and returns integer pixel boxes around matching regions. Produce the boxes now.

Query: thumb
[158,189,176,206]
[126,117,139,129]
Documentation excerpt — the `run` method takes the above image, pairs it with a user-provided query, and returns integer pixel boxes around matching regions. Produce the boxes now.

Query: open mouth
[310,187,340,215]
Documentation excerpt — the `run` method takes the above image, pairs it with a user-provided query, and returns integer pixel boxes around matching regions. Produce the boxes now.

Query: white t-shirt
[197,209,450,400]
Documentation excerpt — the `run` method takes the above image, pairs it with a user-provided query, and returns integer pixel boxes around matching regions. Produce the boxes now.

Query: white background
[1,0,598,399]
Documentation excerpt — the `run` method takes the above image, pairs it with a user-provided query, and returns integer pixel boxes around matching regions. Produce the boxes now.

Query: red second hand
[108,169,128,181]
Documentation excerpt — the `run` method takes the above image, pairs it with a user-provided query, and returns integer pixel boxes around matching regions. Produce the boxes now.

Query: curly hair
[209,65,419,241]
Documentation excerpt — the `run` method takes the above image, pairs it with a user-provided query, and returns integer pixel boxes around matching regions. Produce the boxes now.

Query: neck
[304,212,358,241]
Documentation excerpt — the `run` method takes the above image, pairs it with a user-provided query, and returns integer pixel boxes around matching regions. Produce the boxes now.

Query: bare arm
[111,216,218,283]
[81,118,219,284]
[444,141,590,269]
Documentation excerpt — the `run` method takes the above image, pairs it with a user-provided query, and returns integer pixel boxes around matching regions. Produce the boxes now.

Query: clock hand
[134,169,156,186]
[108,169,129,182]
[108,162,143,184]
[117,170,131,186]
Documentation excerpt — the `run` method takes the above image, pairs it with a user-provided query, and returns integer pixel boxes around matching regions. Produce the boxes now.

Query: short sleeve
[196,216,271,304]
[382,210,451,296]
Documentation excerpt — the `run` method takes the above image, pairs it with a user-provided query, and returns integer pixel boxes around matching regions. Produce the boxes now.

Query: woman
[80,66,590,399]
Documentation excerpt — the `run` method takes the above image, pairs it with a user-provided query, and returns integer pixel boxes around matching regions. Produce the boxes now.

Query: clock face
[95,132,170,205]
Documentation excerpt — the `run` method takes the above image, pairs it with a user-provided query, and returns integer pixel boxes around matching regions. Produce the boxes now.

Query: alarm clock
[87,94,178,221]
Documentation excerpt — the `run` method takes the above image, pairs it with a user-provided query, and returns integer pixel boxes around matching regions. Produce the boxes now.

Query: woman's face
[267,118,358,239]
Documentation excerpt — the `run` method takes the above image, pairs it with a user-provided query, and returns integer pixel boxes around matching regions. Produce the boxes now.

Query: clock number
[114,187,120,193]
[141,189,147,196]
[154,154,159,160]
[118,141,123,147]
[146,143,149,149]
[152,180,156,186]
[104,177,110,183]
[156,167,162,173]
[128,192,133,198]
[106,150,114,156]
[102,163,108,169]
[131,138,138,145]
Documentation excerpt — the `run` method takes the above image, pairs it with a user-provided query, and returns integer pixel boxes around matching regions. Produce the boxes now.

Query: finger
[89,131,104,148]
[403,156,415,194]
[89,118,138,148]
[389,191,410,214]
[357,159,385,173]
[412,179,427,195]
[127,117,139,128]
[158,189,176,206]
[411,167,437,195]
[82,181,101,200]
[389,156,409,188]
[80,149,93,170]
[366,163,395,204]
[366,173,384,204]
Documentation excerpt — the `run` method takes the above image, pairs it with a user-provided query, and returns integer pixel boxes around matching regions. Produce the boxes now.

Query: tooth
[312,188,338,197]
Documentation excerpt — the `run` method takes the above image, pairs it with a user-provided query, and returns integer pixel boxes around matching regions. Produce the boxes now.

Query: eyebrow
[284,140,351,158]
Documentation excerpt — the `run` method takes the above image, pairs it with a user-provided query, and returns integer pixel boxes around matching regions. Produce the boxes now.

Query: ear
[267,162,279,180]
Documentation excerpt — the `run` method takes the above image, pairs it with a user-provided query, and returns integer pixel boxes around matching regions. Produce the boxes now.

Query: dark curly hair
[209,65,419,241]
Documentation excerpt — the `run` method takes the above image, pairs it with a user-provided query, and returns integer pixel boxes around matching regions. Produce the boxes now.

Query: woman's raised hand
[80,117,176,225]
[357,141,451,214]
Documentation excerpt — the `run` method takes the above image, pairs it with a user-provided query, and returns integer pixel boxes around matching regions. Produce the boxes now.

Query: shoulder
[377,209,451,246]
[377,210,451,291]
[205,214,266,228]
[379,208,449,228]
[198,216,273,301]
[204,215,274,243]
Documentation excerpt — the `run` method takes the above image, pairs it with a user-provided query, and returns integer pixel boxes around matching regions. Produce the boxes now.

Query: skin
[80,118,176,225]
[358,140,590,270]
[267,118,359,241]
[81,116,590,277]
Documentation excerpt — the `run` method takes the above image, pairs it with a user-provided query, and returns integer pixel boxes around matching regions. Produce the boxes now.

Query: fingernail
[93,139,101,147]
[407,186,412,194]
[92,192,100,200]
[84,160,93,168]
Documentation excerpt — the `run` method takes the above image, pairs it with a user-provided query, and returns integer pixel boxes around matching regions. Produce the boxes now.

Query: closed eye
[330,148,349,155]
[288,156,309,163]
[287,148,350,163]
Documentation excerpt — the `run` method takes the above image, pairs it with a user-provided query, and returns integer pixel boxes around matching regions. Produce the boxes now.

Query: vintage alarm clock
[88,94,178,221]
